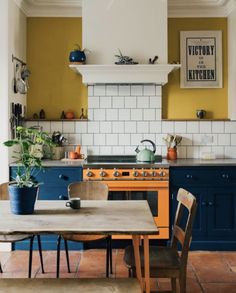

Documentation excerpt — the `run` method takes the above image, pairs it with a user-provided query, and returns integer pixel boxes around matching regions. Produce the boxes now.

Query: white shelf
[69,64,181,85]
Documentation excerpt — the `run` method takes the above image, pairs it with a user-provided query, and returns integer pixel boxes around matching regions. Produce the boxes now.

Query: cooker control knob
[99,169,106,177]
[133,171,139,177]
[142,171,147,177]
[159,171,166,177]
[113,170,120,177]
[151,171,157,177]
[86,170,93,177]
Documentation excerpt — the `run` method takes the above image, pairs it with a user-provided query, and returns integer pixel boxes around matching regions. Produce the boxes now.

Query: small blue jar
[69,50,86,63]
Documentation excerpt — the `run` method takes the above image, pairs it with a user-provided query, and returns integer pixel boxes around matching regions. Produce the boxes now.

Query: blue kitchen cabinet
[170,167,236,250]
[10,166,83,250]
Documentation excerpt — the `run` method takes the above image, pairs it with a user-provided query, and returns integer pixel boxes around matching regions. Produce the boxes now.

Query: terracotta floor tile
[202,283,236,293]
[222,252,236,266]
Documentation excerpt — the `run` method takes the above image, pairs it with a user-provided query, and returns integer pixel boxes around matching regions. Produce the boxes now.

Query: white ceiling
[14,0,236,17]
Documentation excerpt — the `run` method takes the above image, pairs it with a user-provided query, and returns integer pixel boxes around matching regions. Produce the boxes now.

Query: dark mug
[66,198,81,209]
[196,109,206,119]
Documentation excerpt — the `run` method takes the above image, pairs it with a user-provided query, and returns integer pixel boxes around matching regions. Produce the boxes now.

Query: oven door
[104,180,169,239]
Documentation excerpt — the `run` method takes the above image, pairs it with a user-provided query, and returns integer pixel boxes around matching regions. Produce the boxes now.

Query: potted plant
[51,132,67,160]
[3,126,53,214]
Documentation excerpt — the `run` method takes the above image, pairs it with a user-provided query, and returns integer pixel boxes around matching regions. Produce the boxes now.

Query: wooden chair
[56,181,112,278]
[0,182,44,278]
[123,188,197,293]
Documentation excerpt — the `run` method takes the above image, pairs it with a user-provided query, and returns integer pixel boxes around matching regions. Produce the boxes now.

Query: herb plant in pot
[3,126,53,215]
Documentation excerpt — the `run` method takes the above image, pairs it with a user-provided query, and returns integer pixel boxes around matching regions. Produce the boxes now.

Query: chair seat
[0,234,31,243]
[63,234,108,242]
[124,245,181,270]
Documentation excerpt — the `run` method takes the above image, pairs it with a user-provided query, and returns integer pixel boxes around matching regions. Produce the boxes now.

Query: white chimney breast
[83,0,168,64]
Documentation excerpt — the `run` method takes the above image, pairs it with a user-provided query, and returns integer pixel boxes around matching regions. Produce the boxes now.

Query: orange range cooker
[83,155,169,240]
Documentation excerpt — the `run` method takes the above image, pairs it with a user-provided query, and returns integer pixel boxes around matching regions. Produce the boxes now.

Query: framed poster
[180,31,222,88]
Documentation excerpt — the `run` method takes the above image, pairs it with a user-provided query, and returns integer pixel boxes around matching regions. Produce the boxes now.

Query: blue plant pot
[69,50,86,63]
[8,185,38,215]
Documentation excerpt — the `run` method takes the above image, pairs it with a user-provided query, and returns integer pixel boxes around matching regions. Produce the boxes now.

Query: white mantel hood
[69,64,181,85]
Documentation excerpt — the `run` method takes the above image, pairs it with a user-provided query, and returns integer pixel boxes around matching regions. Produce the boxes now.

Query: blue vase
[8,185,38,215]
[69,50,86,63]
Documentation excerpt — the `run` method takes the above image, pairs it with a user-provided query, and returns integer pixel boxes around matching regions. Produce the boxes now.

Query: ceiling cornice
[13,0,236,18]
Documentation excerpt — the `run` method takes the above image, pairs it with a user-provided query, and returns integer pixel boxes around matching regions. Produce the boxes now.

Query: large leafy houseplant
[4,126,53,214]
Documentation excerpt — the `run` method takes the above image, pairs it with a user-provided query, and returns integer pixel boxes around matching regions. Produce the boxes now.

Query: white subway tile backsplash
[119,85,130,96]
[125,121,136,133]
[39,121,51,133]
[112,96,125,108]
[131,109,143,120]
[131,134,143,145]
[137,122,149,133]
[94,85,106,96]
[112,121,124,133]
[231,134,236,145]
[218,134,230,146]
[106,109,118,121]
[75,121,87,134]
[137,96,149,108]
[100,96,112,108]
[94,109,106,121]
[125,96,136,108]
[94,134,106,146]
[162,121,174,133]
[63,121,75,134]
[143,109,155,121]
[225,146,236,158]
[212,121,224,133]
[199,121,211,133]
[119,134,131,145]
[88,122,100,133]
[187,122,199,134]
[149,121,162,133]
[112,146,124,155]
[150,96,161,109]
[144,85,155,96]
[51,122,63,133]
[100,146,112,155]
[174,122,187,134]
[187,146,199,158]
[156,109,162,120]
[119,109,131,121]
[106,134,118,145]
[106,85,118,96]
[88,96,99,109]
[100,121,112,133]
[58,83,236,159]
[82,134,93,146]
[131,85,143,96]
[225,121,236,133]
[88,86,94,97]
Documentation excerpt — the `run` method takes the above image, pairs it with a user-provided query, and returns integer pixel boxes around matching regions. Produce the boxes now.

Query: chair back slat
[68,182,108,200]
[171,188,197,268]
[0,183,9,200]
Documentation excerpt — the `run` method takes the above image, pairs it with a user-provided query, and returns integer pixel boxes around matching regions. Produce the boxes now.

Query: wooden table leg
[132,235,143,292]
[143,235,150,293]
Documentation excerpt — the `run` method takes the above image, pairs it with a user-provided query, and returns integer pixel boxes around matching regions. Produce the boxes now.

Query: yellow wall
[163,18,228,119]
[27,18,87,119]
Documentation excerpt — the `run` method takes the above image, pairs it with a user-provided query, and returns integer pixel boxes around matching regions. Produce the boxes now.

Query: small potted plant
[69,44,90,64]
[3,126,53,214]
[51,132,67,160]
[163,134,182,160]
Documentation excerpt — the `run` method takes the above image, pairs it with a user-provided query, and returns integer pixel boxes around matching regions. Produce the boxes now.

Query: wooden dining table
[0,200,159,293]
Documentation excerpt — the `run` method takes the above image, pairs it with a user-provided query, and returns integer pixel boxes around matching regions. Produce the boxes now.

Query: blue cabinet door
[207,187,236,239]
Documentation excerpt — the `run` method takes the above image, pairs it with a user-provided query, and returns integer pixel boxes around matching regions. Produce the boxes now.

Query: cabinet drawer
[171,167,236,186]
[35,167,82,187]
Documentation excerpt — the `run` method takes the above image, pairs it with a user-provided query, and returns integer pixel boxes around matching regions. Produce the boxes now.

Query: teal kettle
[135,139,156,162]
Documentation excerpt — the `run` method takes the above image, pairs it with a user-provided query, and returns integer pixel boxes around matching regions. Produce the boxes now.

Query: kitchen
[0,0,236,292]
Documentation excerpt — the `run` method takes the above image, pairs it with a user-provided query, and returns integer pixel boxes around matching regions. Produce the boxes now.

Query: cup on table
[66,198,81,209]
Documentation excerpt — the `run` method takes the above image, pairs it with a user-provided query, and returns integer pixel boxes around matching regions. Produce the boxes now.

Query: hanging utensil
[13,63,19,94]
